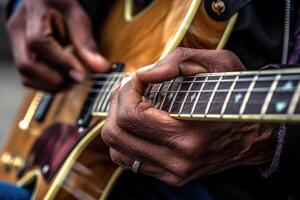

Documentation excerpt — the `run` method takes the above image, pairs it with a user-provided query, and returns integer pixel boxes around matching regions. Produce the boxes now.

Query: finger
[6,7,68,92]
[103,124,198,178]
[117,76,187,144]
[136,47,245,83]
[63,1,110,72]
[21,61,68,91]
[21,76,59,92]
[103,90,197,177]
[110,148,176,179]
[26,5,85,82]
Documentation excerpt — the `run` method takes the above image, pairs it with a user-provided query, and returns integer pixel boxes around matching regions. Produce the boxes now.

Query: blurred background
[0,2,25,147]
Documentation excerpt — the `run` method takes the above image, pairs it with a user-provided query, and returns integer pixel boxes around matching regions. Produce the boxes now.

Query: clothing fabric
[109,172,214,200]
[0,181,31,200]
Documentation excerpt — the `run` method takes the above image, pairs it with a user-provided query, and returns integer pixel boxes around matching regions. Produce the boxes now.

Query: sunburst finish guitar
[2,0,299,200]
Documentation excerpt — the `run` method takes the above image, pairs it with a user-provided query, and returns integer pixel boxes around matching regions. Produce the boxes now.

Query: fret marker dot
[190,93,197,102]
[282,81,294,91]
[275,101,287,113]
[234,93,243,103]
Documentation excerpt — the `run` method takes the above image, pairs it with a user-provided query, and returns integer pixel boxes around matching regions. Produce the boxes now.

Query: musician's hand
[101,48,277,186]
[6,0,109,93]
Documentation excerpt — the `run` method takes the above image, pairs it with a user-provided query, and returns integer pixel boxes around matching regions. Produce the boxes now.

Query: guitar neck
[92,68,300,123]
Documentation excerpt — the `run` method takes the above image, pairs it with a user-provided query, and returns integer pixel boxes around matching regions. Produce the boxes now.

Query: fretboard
[91,68,300,123]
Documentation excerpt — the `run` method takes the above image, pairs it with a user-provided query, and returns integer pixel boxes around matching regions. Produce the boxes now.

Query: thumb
[64,3,110,72]
[135,48,208,84]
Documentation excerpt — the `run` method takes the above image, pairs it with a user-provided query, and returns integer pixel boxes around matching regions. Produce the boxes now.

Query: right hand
[6,0,110,93]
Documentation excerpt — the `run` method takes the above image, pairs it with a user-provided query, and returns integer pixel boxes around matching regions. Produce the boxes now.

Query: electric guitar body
[0,0,237,199]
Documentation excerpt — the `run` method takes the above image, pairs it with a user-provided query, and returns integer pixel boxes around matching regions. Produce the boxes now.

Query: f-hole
[133,0,154,15]
[125,0,156,22]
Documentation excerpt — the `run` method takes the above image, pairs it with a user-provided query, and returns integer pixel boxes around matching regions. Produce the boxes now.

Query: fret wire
[90,68,300,79]
[90,84,300,103]
[102,75,122,112]
[221,76,239,116]
[95,75,115,112]
[92,77,112,113]
[100,74,120,111]
[239,74,259,116]
[204,76,223,116]
[179,76,196,116]
[287,81,300,115]
[260,74,282,116]
[191,76,208,116]
[159,79,175,110]
[168,82,183,113]
[91,75,300,86]
[152,83,163,107]
[146,88,299,93]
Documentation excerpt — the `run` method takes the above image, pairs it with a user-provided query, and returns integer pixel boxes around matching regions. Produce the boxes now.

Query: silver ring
[131,160,141,174]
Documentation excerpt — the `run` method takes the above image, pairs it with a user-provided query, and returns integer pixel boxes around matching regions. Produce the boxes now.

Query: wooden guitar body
[0,0,237,199]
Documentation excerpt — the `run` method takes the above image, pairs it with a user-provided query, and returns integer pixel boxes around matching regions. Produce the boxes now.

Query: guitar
[3,0,297,200]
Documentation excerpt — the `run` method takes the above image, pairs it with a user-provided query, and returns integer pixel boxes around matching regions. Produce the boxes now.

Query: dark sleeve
[277,124,300,198]
[4,0,17,20]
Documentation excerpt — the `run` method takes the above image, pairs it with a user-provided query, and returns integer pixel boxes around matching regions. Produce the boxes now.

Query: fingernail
[83,49,109,66]
[136,63,156,73]
[69,70,85,82]
[120,75,133,88]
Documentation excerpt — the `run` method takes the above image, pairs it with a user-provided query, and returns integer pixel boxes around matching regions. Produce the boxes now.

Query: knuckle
[101,124,115,145]
[173,47,188,58]
[117,105,136,127]
[22,80,31,87]
[27,32,47,49]
[101,123,122,147]
[16,61,32,73]
[109,149,120,163]
[173,159,194,177]
[218,50,239,63]
[162,174,184,187]
[169,136,200,157]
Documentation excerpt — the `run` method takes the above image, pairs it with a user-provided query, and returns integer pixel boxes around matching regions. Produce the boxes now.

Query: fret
[169,77,194,113]
[191,76,208,116]
[260,74,281,115]
[266,76,299,114]
[92,76,109,113]
[295,97,300,114]
[95,75,115,112]
[287,81,300,115]
[180,77,206,115]
[159,79,175,110]
[179,76,196,115]
[239,74,259,115]
[204,76,223,116]
[103,75,123,112]
[168,81,183,113]
[159,81,181,111]
[220,76,239,116]
[152,83,163,108]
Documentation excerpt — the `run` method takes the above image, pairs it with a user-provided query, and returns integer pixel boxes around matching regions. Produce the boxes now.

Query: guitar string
[90,75,300,86]
[89,88,300,94]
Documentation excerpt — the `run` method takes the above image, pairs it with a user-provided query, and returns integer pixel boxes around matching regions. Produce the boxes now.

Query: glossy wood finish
[0,0,235,199]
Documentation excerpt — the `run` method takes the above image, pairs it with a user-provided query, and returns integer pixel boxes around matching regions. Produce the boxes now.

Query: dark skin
[5,0,109,93]
[101,48,277,187]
